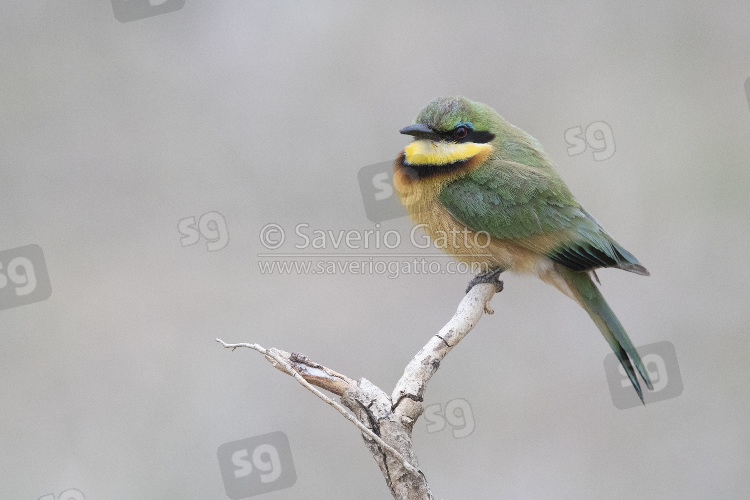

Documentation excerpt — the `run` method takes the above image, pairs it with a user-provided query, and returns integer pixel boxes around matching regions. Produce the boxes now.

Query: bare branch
[215,339,421,476]
[288,351,356,396]
[216,280,502,499]
[392,283,498,412]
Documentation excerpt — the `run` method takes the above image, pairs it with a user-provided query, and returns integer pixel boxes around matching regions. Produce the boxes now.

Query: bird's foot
[465,267,504,294]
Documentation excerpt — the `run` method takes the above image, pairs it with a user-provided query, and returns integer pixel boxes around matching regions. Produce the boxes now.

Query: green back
[439,160,646,273]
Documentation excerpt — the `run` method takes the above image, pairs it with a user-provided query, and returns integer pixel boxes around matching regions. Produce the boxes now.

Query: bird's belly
[404,196,543,275]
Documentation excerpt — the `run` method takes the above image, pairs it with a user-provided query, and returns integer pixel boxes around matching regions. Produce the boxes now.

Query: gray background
[2,1,749,499]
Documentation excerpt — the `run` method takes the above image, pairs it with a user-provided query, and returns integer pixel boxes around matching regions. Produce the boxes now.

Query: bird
[393,96,653,403]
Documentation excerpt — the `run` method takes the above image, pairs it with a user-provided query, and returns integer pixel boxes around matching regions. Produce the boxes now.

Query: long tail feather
[561,268,653,403]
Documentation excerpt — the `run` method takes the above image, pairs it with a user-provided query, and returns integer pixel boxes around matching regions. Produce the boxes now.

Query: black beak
[399,123,442,141]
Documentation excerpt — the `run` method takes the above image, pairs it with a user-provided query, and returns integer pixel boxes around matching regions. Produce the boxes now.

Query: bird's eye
[453,126,468,139]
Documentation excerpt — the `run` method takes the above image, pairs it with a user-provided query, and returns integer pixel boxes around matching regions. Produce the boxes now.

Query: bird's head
[399,96,500,170]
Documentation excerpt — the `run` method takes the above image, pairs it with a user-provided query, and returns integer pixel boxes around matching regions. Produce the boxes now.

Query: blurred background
[2,1,749,499]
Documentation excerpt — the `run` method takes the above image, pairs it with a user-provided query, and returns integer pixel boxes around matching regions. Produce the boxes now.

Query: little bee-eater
[394,96,653,403]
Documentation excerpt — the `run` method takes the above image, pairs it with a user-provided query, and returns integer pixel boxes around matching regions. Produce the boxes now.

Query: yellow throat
[403,140,493,166]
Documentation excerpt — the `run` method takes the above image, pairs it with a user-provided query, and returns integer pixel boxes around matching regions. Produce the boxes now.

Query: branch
[217,281,501,499]
[392,281,500,409]
[215,339,420,476]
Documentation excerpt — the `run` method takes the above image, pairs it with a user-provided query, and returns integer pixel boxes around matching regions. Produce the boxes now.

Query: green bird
[394,96,653,403]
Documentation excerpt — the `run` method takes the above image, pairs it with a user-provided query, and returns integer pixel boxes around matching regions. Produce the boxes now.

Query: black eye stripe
[438,129,495,144]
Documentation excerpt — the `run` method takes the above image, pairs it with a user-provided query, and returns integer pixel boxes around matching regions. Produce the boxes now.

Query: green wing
[439,161,648,274]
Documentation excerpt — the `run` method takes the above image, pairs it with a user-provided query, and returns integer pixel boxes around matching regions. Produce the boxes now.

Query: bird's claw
[465,268,504,294]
